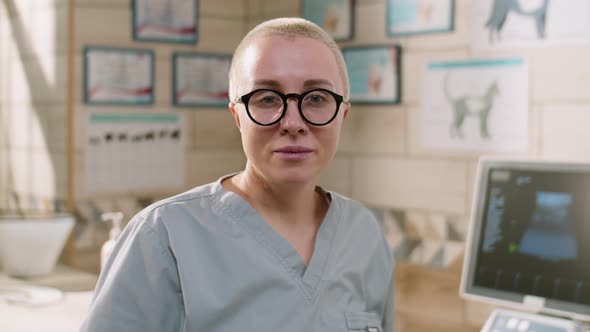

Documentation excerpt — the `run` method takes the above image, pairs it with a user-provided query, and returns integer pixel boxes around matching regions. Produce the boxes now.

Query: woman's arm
[80,216,184,332]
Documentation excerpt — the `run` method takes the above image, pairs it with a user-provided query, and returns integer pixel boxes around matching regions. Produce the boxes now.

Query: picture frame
[83,46,155,105]
[132,0,198,44]
[302,0,354,41]
[420,58,528,152]
[342,45,401,104]
[172,52,231,107]
[85,112,185,194]
[472,0,590,49]
[386,0,454,37]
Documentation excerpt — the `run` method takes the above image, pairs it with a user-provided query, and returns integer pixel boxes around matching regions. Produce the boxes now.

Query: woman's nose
[279,98,308,134]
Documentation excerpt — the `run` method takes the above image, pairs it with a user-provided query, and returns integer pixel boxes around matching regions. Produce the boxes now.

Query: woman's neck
[224,166,328,228]
[222,165,331,265]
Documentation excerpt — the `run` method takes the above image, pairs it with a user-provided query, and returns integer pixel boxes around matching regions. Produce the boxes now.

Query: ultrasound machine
[461,158,590,332]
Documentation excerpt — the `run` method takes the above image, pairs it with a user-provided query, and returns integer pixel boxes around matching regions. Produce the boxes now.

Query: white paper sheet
[420,58,529,152]
[85,48,153,104]
[84,112,185,194]
[134,0,197,42]
[473,0,590,49]
[174,54,231,106]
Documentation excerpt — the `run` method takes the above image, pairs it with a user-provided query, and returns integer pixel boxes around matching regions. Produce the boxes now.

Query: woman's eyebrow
[252,79,281,87]
[303,79,333,88]
[251,79,334,89]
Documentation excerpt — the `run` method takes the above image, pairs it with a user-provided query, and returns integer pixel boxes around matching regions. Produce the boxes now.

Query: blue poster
[343,47,400,103]
[387,0,454,36]
[302,0,352,40]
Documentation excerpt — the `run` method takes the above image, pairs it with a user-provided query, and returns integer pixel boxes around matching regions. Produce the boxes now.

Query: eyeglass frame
[234,88,348,126]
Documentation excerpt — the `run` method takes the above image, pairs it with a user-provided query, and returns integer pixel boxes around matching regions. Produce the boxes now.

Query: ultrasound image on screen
[474,169,590,305]
[520,192,577,261]
[483,191,577,261]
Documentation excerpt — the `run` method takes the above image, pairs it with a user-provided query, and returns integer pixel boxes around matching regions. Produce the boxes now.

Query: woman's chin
[268,169,318,186]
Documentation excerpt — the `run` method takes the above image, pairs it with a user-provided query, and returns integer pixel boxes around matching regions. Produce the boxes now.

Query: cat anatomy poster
[420,58,528,152]
[473,0,590,49]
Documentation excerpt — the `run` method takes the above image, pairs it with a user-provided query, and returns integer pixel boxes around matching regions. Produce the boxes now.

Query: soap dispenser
[101,212,124,271]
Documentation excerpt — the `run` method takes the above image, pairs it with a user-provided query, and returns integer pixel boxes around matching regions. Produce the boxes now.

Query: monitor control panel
[482,309,589,332]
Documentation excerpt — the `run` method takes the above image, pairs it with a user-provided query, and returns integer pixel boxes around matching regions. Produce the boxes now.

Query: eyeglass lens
[247,90,338,125]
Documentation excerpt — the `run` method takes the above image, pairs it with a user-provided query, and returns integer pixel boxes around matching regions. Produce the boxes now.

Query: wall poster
[420,58,529,152]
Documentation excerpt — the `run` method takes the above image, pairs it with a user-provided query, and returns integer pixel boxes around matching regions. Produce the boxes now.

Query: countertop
[0,265,97,332]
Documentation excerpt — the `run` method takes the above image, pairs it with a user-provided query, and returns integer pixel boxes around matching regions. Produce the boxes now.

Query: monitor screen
[461,158,590,321]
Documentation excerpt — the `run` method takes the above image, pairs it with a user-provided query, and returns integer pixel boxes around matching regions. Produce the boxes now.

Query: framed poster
[420,58,529,152]
[473,0,590,49]
[132,0,198,43]
[387,0,454,36]
[172,52,231,107]
[302,0,353,41]
[342,45,401,104]
[84,47,154,105]
[85,112,185,194]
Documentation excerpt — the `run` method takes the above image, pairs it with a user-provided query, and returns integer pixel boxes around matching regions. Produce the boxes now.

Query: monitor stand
[482,308,589,332]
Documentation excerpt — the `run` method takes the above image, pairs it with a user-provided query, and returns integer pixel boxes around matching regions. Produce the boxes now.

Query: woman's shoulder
[328,191,378,220]
[328,191,395,265]
[125,176,233,234]
[326,191,383,234]
[140,181,222,217]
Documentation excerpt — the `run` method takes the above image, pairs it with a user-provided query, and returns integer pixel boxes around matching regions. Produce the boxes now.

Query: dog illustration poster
[173,53,231,107]
[387,0,454,36]
[420,58,528,152]
[343,46,401,104]
[85,112,185,194]
[302,0,353,41]
[473,0,590,49]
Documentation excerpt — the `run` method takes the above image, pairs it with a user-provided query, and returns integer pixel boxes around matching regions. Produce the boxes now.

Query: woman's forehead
[236,36,342,91]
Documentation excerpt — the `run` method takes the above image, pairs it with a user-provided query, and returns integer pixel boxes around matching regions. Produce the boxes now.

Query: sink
[0,215,75,277]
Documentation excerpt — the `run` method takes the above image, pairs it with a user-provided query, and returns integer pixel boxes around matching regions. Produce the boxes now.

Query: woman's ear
[228,102,242,130]
[343,102,350,119]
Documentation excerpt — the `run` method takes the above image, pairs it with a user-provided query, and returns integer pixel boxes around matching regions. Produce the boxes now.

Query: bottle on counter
[100,212,124,271]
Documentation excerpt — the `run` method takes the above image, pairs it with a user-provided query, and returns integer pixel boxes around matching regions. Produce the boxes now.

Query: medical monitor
[461,158,590,321]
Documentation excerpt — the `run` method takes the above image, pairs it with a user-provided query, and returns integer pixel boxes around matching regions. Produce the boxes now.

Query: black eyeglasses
[235,88,347,126]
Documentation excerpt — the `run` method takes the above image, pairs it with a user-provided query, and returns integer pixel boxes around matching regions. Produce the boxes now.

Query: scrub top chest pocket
[345,311,382,332]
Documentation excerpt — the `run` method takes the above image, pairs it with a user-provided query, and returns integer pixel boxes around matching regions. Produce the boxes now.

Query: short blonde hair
[228,17,350,100]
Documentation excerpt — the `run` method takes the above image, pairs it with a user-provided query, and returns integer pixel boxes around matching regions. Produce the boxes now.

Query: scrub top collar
[210,173,341,301]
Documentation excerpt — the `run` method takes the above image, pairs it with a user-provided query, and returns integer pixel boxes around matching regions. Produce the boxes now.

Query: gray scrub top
[81,175,395,332]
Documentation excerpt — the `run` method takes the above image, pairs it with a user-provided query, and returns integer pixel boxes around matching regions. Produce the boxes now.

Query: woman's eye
[262,96,278,103]
[308,94,325,103]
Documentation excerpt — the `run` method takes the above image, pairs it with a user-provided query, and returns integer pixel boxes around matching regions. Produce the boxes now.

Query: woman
[81,17,394,332]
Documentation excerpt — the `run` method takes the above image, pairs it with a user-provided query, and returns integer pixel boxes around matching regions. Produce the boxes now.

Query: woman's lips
[274,146,313,160]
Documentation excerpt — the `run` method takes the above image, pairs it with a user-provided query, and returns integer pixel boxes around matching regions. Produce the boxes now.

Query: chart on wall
[473,0,590,49]
[84,47,154,105]
[85,112,185,194]
[343,46,401,104]
[387,0,454,36]
[132,0,198,43]
[173,53,231,107]
[420,58,528,152]
[302,0,353,41]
